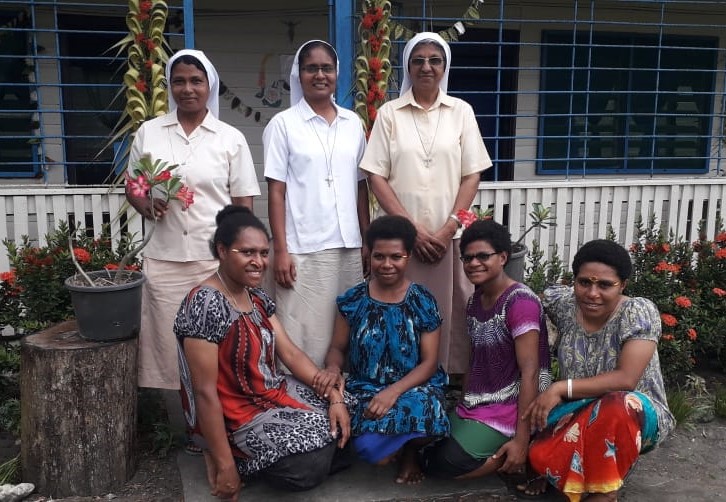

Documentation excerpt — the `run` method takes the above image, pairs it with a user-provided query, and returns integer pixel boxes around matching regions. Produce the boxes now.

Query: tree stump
[20,320,138,497]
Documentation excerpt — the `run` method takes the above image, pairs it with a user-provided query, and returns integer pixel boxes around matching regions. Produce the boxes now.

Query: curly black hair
[365,215,417,253]
[459,219,512,260]
[572,239,632,280]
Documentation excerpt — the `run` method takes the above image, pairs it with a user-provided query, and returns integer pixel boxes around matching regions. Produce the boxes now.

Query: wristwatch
[448,213,462,228]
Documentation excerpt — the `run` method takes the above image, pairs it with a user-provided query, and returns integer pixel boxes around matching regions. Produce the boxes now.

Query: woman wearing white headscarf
[263,40,369,368]
[360,33,492,374]
[126,49,261,394]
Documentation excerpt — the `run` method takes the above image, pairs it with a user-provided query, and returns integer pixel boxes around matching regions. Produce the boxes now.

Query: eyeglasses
[460,251,499,264]
[231,248,270,259]
[410,56,445,67]
[371,253,409,262]
[575,277,621,290]
[301,64,336,75]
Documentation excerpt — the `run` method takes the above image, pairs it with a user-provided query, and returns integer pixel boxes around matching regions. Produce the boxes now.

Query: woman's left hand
[522,385,563,432]
[363,387,399,420]
[493,437,529,474]
[328,402,351,448]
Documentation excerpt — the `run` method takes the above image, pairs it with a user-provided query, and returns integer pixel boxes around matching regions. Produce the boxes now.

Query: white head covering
[166,49,220,119]
[399,32,451,97]
[289,40,339,106]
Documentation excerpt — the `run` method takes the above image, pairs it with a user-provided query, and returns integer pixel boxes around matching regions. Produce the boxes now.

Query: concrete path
[178,417,726,501]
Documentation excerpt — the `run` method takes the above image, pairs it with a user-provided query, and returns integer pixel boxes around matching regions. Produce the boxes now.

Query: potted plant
[457,202,555,282]
[64,155,193,341]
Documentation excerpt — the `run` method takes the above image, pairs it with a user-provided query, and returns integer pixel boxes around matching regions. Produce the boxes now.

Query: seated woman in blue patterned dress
[174,206,353,499]
[318,215,450,484]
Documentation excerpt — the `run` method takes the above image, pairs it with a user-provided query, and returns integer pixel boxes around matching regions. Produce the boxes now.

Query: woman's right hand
[273,249,297,288]
[130,195,168,221]
[522,383,563,432]
[312,367,345,399]
[209,459,242,501]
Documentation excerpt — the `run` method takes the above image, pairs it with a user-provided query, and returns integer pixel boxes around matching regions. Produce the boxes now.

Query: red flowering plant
[624,214,726,384]
[354,0,393,137]
[1,221,141,334]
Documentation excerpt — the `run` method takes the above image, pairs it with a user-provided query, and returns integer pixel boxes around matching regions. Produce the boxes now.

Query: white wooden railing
[1,178,725,273]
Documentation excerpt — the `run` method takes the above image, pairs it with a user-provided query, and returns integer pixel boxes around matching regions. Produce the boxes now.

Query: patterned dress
[174,286,354,476]
[457,283,552,437]
[528,286,675,501]
[337,282,450,460]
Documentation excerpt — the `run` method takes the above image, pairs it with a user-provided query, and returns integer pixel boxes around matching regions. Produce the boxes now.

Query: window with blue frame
[538,31,718,175]
[0,9,38,177]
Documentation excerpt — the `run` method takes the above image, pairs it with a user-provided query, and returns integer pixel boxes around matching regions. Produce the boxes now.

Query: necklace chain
[411,107,442,168]
[309,116,338,187]
[216,270,243,311]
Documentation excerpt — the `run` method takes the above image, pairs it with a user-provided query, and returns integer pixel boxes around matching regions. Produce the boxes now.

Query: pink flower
[175,186,194,210]
[456,209,479,229]
[713,287,726,297]
[126,173,150,198]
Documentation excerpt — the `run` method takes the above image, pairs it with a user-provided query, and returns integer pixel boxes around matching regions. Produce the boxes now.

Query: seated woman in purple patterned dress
[424,219,551,481]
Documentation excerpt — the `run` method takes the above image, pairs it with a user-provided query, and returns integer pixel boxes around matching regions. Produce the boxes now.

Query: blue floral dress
[337,282,450,461]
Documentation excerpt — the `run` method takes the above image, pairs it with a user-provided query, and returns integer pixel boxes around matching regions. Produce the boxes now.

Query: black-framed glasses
[460,251,498,264]
[410,56,444,67]
[301,64,336,75]
[575,276,621,290]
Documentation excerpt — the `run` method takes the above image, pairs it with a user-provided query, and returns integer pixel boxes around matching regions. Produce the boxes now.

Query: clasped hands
[415,224,456,264]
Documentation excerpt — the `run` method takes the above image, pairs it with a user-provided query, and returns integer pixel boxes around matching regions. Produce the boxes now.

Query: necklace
[216,270,245,311]
[308,116,339,187]
[410,107,442,168]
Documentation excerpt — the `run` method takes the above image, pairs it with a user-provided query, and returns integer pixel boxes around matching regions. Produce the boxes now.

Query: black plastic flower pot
[64,270,146,342]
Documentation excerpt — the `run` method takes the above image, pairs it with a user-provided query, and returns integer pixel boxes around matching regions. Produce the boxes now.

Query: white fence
[1,178,725,273]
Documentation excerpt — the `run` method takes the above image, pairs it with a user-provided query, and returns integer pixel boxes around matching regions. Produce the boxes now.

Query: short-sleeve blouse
[543,285,676,440]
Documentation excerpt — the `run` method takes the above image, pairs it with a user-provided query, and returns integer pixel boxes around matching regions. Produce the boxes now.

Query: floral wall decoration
[354,0,485,135]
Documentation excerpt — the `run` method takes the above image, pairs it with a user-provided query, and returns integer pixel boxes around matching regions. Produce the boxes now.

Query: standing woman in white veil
[360,33,491,375]
[263,40,369,368]
[126,50,260,449]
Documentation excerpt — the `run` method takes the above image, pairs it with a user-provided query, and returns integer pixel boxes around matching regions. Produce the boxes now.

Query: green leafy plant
[713,385,726,419]
[667,388,697,430]
[525,241,566,295]
[0,455,19,485]
[462,202,556,253]
[0,398,20,436]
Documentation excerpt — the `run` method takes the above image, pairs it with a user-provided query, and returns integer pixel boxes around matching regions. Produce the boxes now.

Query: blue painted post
[183,0,195,48]
[331,0,354,109]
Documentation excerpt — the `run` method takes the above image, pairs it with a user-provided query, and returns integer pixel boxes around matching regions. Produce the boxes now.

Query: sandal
[514,476,554,500]
[184,436,203,456]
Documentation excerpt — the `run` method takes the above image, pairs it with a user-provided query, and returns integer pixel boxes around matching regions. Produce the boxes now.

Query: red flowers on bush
[674,296,692,308]
[661,313,678,327]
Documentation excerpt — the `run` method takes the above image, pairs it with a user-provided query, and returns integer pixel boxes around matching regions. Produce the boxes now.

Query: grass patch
[667,388,697,430]
[0,454,20,484]
[714,385,726,419]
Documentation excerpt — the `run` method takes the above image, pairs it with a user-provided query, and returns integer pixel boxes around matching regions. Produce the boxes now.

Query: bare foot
[516,476,549,497]
[395,446,425,485]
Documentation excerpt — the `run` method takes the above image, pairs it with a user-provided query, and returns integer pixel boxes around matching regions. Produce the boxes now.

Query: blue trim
[183,0,194,48]
[331,0,354,108]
